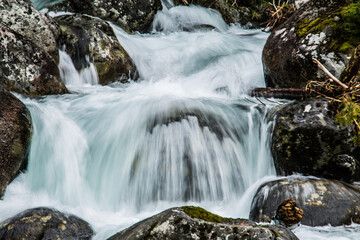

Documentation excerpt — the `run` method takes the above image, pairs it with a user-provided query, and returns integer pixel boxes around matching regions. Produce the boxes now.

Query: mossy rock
[56,14,138,85]
[263,0,359,88]
[271,99,360,182]
[108,206,298,239]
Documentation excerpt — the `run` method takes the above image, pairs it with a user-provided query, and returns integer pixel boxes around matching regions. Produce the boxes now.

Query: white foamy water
[5,2,360,239]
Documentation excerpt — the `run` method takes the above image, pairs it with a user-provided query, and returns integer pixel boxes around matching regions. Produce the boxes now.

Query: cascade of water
[58,49,99,87]
[0,3,316,239]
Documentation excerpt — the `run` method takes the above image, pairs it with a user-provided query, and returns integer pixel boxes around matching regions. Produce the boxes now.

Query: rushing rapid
[2,1,359,239]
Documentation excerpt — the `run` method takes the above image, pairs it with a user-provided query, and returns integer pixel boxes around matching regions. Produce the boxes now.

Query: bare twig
[182,0,189,5]
[255,96,266,105]
[312,58,349,89]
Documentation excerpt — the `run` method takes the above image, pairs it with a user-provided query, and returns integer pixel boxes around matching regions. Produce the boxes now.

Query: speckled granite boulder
[263,0,360,88]
[0,0,60,60]
[0,207,93,240]
[49,0,162,33]
[250,177,360,226]
[0,88,32,198]
[271,99,360,182]
[55,14,138,85]
[0,25,68,95]
[109,206,298,240]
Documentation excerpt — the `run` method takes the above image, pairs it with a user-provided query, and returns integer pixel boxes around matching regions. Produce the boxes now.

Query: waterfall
[4,3,356,240]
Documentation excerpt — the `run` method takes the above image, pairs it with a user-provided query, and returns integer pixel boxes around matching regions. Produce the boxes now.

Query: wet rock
[0,207,94,240]
[262,0,360,88]
[49,0,162,33]
[108,206,298,240]
[0,88,32,198]
[55,14,138,85]
[250,177,360,226]
[273,199,303,228]
[271,99,360,182]
[0,0,61,60]
[0,25,68,95]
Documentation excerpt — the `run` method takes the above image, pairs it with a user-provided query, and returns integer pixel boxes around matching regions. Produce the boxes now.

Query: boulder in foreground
[0,207,94,240]
[109,206,298,240]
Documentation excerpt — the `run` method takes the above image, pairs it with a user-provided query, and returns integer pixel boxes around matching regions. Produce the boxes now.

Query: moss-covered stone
[182,206,231,223]
[263,0,355,88]
[109,207,299,240]
[271,100,360,182]
[296,2,360,53]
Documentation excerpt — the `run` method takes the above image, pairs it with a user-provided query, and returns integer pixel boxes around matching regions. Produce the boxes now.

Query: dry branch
[312,58,349,89]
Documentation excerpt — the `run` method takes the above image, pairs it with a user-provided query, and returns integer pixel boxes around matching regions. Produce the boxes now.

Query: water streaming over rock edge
[1,1,359,239]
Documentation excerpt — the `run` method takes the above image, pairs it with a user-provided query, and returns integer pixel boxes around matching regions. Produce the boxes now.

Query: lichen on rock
[250,177,360,226]
[109,206,298,239]
[262,0,360,88]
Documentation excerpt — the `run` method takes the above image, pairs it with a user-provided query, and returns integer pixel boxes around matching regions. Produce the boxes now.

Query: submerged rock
[250,177,360,226]
[262,0,359,88]
[271,99,360,182]
[0,88,32,198]
[0,25,68,95]
[109,206,298,239]
[49,0,162,33]
[0,207,94,240]
[55,14,138,85]
[0,0,60,60]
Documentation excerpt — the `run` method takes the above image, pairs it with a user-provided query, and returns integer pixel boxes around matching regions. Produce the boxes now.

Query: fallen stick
[312,58,349,89]
[251,87,309,100]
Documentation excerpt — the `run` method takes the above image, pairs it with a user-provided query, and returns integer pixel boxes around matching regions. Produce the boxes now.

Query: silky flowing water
[1,1,359,239]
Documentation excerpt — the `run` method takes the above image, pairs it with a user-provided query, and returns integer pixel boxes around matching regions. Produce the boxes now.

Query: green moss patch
[296,2,360,52]
[181,206,232,223]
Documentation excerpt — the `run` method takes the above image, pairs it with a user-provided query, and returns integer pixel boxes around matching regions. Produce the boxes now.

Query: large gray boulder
[0,207,94,240]
[250,177,360,226]
[109,206,298,240]
[271,99,360,182]
[55,14,138,85]
[0,25,68,95]
[0,88,32,198]
[49,0,162,33]
[262,0,359,88]
[0,0,60,60]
